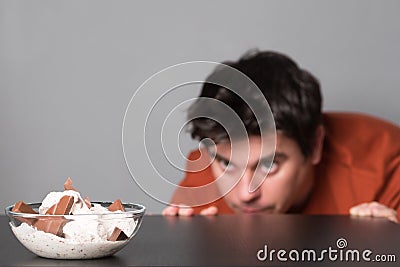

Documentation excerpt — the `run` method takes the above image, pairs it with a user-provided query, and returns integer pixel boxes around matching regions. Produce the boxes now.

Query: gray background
[1,0,399,214]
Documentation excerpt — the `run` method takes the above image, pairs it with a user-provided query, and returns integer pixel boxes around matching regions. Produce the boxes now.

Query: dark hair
[188,50,322,157]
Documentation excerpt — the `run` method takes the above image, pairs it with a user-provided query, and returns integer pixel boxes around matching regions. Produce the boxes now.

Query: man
[162,50,400,222]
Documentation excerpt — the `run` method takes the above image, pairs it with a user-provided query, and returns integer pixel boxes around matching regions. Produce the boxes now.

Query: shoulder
[323,112,399,134]
[309,112,400,213]
[323,112,400,159]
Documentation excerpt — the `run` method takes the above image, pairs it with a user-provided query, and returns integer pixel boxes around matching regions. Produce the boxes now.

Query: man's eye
[218,159,234,171]
[260,161,278,175]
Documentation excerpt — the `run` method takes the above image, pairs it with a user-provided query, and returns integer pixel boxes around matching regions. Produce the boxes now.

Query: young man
[162,50,400,222]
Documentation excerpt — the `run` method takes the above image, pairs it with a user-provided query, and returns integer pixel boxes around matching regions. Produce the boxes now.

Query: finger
[387,215,399,223]
[200,206,218,216]
[349,203,370,216]
[178,206,194,216]
[162,206,179,216]
[349,206,358,215]
[350,202,399,223]
[370,204,398,222]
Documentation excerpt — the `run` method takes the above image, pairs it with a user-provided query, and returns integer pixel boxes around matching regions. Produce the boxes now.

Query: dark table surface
[0,214,399,266]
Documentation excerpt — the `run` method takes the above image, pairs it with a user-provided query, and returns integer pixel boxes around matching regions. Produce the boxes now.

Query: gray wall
[1,0,399,214]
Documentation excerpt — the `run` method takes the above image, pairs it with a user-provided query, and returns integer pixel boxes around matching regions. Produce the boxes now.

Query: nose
[237,169,261,203]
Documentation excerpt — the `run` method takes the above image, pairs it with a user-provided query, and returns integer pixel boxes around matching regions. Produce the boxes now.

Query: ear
[310,125,325,165]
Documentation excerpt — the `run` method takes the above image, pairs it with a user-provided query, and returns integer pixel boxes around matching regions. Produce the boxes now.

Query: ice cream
[38,190,90,215]
[9,178,139,259]
[11,223,127,259]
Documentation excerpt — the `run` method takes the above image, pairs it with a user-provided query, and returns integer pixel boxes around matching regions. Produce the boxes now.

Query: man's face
[208,134,318,214]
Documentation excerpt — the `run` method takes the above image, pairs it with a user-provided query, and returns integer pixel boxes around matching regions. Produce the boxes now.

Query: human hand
[349,202,398,223]
[162,204,218,216]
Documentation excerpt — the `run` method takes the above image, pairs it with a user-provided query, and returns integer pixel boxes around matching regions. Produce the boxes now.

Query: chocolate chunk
[45,195,74,215]
[64,177,77,191]
[34,217,67,236]
[33,195,74,237]
[108,227,128,241]
[12,201,37,214]
[12,201,38,225]
[108,199,125,212]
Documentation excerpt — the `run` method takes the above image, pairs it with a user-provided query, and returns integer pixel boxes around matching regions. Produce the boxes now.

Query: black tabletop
[0,214,399,266]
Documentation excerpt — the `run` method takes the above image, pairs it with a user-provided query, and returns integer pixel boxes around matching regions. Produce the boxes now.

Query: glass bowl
[5,202,145,259]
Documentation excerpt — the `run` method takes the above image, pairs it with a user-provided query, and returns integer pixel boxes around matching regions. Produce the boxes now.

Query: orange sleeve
[303,113,400,218]
[372,117,400,221]
[376,150,400,221]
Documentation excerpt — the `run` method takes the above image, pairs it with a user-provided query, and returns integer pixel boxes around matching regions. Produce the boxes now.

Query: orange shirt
[171,113,400,218]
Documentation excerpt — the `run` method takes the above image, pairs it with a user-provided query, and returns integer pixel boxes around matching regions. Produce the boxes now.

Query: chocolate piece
[45,195,74,215]
[64,177,77,191]
[12,201,37,214]
[108,227,128,241]
[34,217,67,236]
[12,201,38,225]
[108,199,125,212]
[33,195,74,237]
[84,197,92,208]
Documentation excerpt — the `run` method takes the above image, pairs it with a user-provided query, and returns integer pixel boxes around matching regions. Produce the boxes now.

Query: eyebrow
[212,152,288,167]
